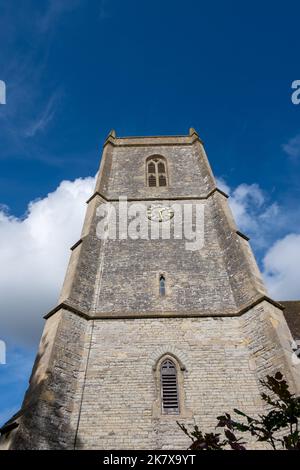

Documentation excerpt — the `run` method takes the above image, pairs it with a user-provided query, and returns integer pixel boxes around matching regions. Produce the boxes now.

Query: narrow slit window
[159,275,166,296]
[161,359,179,414]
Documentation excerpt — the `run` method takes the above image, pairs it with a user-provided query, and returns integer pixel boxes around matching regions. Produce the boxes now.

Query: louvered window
[146,157,168,187]
[161,359,179,414]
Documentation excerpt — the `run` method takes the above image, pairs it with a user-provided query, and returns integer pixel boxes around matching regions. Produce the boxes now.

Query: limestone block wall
[5,301,299,450]
[58,133,269,319]
[59,194,267,318]
[242,301,300,394]
[95,137,216,200]
[9,309,89,450]
[74,315,265,450]
[92,199,238,316]
[4,132,299,451]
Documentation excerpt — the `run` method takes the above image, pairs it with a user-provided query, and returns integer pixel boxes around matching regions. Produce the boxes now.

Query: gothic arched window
[161,359,179,414]
[146,156,168,187]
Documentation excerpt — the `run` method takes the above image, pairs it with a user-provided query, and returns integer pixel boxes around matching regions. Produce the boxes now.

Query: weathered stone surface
[4,131,299,450]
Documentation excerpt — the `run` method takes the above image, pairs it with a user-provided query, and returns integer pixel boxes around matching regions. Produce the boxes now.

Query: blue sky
[0,0,300,426]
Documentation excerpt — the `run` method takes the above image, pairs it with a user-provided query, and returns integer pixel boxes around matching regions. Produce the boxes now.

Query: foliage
[177,422,246,450]
[178,372,300,450]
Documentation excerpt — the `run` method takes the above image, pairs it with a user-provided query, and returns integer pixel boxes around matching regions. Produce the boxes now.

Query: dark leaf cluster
[178,372,300,450]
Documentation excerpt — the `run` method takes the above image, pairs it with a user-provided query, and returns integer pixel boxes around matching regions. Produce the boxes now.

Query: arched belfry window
[161,359,179,414]
[147,156,168,187]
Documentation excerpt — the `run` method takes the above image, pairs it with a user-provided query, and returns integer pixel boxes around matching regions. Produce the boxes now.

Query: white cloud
[282,134,300,159]
[215,177,230,195]
[217,177,300,300]
[229,183,264,231]
[217,178,281,249]
[0,175,96,347]
[262,233,300,300]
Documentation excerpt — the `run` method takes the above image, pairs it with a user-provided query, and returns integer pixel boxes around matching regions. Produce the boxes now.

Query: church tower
[3,129,300,449]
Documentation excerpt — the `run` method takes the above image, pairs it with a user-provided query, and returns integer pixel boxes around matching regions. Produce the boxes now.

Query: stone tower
[2,129,300,449]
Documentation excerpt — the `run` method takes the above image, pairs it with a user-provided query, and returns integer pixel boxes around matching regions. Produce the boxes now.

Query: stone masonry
[2,129,300,450]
